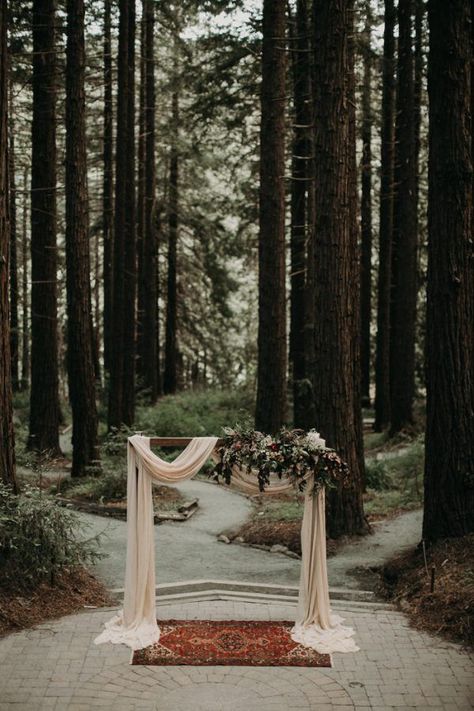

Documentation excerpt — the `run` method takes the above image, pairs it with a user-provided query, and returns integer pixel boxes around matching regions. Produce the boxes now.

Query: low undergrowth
[52,473,187,512]
[0,482,110,636]
[0,483,101,591]
[379,534,474,649]
[363,436,424,520]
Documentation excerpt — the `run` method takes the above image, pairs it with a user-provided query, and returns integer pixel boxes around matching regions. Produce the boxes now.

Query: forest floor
[378,533,474,649]
[0,568,111,637]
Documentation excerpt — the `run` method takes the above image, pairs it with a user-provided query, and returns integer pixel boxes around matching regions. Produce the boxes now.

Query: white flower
[304,430,326,451]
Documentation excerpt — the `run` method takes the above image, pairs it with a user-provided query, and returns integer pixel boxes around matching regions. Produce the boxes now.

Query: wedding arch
[95,433,359,655]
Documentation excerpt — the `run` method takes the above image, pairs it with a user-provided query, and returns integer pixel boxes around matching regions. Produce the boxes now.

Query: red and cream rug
[132,620,331,667]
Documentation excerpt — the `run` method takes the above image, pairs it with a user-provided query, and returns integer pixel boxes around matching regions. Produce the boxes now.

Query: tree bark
[136,12,146,385]
[0,0,17,492]
[21,166,29,390]
[122,0,136,425]
[374,0,396,432]
[390,0,418,435]
[142,0,159,401]
[360,8,372,408]
[65,0,99,476]
[163,88,179,396]
[311,0,367,538]
[423,0,473,541]
[8,81,18,392]
[414,0,423,207]
[255,0,287,434]
[289,0,311,428]
[108,0,127,430]
[29,0,61,455]
[102,0,113,373]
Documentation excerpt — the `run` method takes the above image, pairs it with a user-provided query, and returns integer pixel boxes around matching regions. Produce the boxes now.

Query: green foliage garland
[211,427,350,494]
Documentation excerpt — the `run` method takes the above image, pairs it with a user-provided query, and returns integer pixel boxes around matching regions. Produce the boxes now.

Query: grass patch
[228,494,337,557]
[379,534,474,649]
[364,437,424,520]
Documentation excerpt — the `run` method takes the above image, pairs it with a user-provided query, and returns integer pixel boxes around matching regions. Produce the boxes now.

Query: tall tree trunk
[348,11,366,489]
[92,204,101,384]
[390,0,418,435]
[102,0,113,373]
[21,167,29,390]
[255,0,287,434]
[122,0,136,425]
[163,88,179,396]
[414,0,423,204]
[8,82,18,392]
[65,0,99,476]
[108,0,133,429]
[136,12,146,385]
[29,0,61,455]
[423,0,473,541]
[142,0,159,401]
[0,0,17,492]
[311,0,367,538]
[360,8,372,408]
[289,0,311,428]
[374,0,396,432]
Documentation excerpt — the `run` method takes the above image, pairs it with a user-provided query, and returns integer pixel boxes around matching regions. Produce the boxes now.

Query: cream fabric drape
[95,434,358,655]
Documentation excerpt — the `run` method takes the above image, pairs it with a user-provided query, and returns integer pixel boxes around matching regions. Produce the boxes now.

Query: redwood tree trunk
[108,0,130,429]
[374,0,396,432]
[360,9,372,408]
[29,0,61,455]
[390,0,418,435]
[122,0,136,425]
[65,0,99,476]
[142,0,159,401]
[0,0,17,492]
[311,0,367,538]
[102,0,113,373]
[289,0,311,428]
[21,166,29,390]
[8,86,18,392]
[423,0,473,541]
[136,13,146,385]
[163,88,179,396]
[255,0,287,434]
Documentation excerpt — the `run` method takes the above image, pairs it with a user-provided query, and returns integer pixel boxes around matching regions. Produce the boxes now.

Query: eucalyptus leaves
[212,427,350,494]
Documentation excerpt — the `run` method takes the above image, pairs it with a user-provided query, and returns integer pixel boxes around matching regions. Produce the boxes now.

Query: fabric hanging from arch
[95,435,358,655]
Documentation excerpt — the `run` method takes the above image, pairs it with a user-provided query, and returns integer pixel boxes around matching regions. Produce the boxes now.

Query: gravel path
[79,479,422,592]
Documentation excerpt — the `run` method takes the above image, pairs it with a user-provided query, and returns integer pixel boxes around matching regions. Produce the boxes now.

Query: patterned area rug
[132,620,331,667]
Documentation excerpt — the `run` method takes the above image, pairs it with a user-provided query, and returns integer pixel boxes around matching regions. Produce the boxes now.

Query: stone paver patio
[0,595,472,711]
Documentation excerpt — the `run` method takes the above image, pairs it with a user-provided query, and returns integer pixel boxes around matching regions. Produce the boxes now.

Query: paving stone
[0,599,472,710]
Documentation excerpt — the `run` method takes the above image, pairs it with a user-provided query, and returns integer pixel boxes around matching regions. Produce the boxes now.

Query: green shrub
[102,425,134,458]
[364,437,425,516]
[0,483,101,591]
[55,471,127,502]
[365,459,394,491]
[134,387,254,437]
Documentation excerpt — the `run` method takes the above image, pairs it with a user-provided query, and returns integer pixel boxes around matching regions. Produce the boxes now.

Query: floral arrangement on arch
[211,426,350,494]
